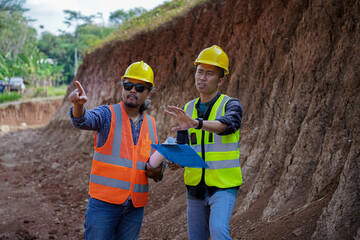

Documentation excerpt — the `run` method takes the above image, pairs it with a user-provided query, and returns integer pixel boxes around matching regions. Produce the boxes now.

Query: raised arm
[69,81,88,118]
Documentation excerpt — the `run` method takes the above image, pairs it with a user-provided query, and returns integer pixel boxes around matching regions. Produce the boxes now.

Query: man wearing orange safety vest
[69,61,163,240]
[165,45,243,240]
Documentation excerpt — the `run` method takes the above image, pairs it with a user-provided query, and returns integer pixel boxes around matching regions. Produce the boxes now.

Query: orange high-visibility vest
[89,102,158,207]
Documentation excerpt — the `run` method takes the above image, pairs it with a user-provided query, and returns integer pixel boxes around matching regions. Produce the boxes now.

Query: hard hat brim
[121,75,155,86]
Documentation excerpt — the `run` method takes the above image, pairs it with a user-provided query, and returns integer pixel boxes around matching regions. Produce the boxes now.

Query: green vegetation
[32,85,67,98]
[0,0,208,104]
[99,0,208,49]
[0,91,22,103]
[46,85,68,96]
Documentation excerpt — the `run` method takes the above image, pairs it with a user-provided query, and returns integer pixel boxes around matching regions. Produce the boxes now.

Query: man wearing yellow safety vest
[165,45,243,240]
[69,61,163,240]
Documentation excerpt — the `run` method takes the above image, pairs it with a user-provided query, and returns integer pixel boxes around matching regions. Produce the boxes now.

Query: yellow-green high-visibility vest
[183,94,242,188]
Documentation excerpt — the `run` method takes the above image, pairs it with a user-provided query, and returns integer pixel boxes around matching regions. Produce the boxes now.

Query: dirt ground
[0,98,86,239]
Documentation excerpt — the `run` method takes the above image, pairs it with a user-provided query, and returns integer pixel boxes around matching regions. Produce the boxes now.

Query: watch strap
[195,118,203,129]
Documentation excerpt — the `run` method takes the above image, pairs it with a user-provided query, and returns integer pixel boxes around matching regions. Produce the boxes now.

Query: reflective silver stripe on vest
[213,95,230,145]
[112,104,123,157]
[90,174,130,190]
[185,99,197,117]
[145,113,156,155]
[216,95,231,119]
[213,96,237,148]
[93,152,133,168]
[93,152,147,170]
[133,183,149,193]
[206,159,241,169]
[206,142,239,152]
[190,142,239,153]
[136,161,146,170]
[190,144,202,153]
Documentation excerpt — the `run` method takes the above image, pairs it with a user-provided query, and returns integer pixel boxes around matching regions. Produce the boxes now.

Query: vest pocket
[140,138,151,158]
[190,132,197,145]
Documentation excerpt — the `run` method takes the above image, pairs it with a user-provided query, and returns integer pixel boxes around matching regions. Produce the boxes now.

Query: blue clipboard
[151,143,209,168]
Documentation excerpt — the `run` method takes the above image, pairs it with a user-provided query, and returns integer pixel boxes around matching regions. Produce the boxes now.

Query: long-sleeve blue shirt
[69,105,143,147]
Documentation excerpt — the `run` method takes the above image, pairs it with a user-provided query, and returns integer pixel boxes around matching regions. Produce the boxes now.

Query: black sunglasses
[123,82,149,93]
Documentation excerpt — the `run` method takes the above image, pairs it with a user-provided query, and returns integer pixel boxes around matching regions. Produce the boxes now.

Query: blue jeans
[187,190,236,240]
[84,196,144,240]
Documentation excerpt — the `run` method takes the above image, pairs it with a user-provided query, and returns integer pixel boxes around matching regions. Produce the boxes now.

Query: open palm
[165,106,197,131]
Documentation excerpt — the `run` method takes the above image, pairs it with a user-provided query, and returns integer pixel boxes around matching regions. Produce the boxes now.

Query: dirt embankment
[0,0,359,239]
[0,97,63,133]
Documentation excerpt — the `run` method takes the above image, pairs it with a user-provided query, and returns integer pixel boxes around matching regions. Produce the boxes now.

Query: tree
[0,0,37,58]
[37,31,76,83]
[109,9,128,24]
[109,7,147,24]
[63,10,97,76]
[128,7,147,18]
[0,0,26,12]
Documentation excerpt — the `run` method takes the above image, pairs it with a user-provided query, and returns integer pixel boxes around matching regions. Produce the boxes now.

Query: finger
[78,99,87,105]
[172,163,180,167]
[167,108,182,117]
[79,95,88,101]
[146,162,152,170]
[164,110,177,117]
[167,106,182,113]
[172,164,180,169]
[69,89,78,99]
[168,106,183,112]
[75,81,85,94]
[171,126,180,131]
[169,107,185,115]
[69,90,79,102]
[169,164,180,170]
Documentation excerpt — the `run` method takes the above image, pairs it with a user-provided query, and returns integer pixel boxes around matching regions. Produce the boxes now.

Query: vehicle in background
[0,80,6,93]
[9,77,25,94]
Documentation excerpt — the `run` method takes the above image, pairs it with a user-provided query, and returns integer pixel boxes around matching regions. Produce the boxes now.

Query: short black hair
[219,69,225,78]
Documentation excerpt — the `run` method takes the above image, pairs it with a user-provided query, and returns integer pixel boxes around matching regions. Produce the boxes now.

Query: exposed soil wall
[1,0,359,239]
[0,98,63,126]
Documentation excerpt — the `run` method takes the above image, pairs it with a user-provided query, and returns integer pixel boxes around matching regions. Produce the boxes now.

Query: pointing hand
[69,81,88,105]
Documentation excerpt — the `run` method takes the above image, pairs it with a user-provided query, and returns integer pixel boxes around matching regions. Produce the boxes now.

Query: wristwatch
[195,117,203,129]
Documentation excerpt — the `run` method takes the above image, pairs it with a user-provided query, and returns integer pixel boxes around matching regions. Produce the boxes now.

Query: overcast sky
[24,0,168,35]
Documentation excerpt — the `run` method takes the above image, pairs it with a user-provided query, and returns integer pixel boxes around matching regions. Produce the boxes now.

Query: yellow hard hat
[121,61,154,86]
[194,45,229,75]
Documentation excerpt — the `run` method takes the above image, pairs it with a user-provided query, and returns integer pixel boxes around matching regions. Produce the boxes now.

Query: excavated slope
[46,0,359,239]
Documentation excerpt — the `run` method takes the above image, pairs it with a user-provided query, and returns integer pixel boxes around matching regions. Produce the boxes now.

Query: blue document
[151,143,209,168]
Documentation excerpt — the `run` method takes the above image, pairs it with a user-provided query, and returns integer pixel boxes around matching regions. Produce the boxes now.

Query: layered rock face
[51,0,359,239]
